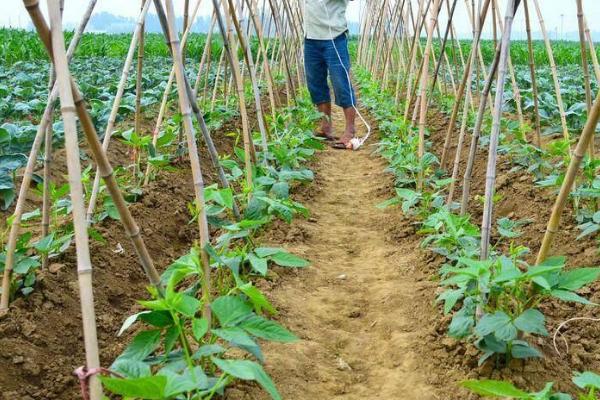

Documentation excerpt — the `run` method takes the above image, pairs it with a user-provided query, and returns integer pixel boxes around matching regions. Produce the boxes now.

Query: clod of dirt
[337,357,352,371]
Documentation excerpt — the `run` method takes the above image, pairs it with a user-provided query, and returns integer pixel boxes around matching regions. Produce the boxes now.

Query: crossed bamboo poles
[357,0,600,263]
[1,0,305,397]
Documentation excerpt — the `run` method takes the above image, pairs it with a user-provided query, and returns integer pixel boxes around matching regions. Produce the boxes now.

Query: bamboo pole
[246,0,280,113]
[212,0,255,189]
[430,0,458,94]
[193,13,216,97]
[576,0,593,158]
[493,0,524,127]
[46,1,102,397]
[460,43,502,215]
[480,0,520,260]
[523,0,541,148]
[532,0,569,142]
[226,0,270,161]
[163,0,213,322]
[150,0,243,220]
[584,17,600,84]
[41,0,66,270]
[416,0,442,191]
[445,0,484,206]
[402,0,429,119]
[23,0,162,293]
[439,0,491,169]
[267,0,295,106]
[537,89,600,264]
[86,0,151,223]
[1,0,98,310]
[211,50,226,110]
[133,0,145,181]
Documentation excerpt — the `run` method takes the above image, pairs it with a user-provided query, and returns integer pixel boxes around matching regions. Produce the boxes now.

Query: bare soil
[228,109,435,399]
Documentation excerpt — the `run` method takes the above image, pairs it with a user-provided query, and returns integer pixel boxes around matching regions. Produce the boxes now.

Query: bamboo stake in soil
[532,0,569,142]
[246,0,279,114]
[446,0,484,205]
[1,0,98,310]
[430,0,458,95]
[576,0,593,158]
[41,0,68,270]
[480,0,520,260]
[460,40,502,215]
[537,89,600,264]
[164,0,213,322]
[47,0,102,397]
[133,0,145,180]
[416,0,441,191]
[226,0,270,161]
[523,0,541,148]
[439,0,491,169]
[213,0,255,188]
[86,0,151,222]
[23,0,162,294]
[144,0,244,220]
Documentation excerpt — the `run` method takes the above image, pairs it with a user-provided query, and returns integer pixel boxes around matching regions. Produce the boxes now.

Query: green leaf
[248,253,268,276]
[100,375,166,399]
[212,358,282,400]
[511,341,542,359]
[271,181,290,199]
[192,344,226,359]
[437,289,463,315]
[212,327,257,348]
[116,330,161,361]
[514,309,548,336]
[239,282,277,315]
[240,315,298,342]
[526,256,566,278]
[461,380,530,398]
[171,293,201,318]
[192,318,209,341]
[161,366,209,396]
[558,268,600,291]
[212,327,263,361]
[475,312,512,337]
[13,257,40,274]
[271,251,310,268]
[550,289,596,305]
[573,371,600,390]
[118,311,151,336]
[211,295,253,327]
[449,314,474,339]
[110,358,151,378]
[254,247,282,258]
[139,310,173,328]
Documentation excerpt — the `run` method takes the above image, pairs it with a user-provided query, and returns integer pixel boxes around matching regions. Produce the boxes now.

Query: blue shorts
[304,33,356,108]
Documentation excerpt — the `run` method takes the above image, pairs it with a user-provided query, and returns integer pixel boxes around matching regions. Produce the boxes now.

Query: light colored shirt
[304,0,350,40]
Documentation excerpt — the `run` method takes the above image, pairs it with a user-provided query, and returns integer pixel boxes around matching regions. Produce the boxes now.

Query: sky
[2,0,600,40]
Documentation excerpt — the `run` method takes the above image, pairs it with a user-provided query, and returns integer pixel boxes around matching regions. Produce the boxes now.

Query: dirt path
[234,110,436,399]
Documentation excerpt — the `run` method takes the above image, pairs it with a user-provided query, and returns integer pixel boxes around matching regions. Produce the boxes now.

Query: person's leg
[317,102,332,136]
[304,38,334,139]
[326,33,357,147]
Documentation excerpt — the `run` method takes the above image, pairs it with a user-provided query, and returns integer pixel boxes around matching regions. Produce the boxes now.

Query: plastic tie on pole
[74,366,121,400]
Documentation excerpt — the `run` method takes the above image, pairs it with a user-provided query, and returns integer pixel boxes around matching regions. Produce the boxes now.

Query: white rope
[316,0,372,150]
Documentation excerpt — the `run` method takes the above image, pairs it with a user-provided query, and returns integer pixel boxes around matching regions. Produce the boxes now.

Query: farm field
[1,0,600,400]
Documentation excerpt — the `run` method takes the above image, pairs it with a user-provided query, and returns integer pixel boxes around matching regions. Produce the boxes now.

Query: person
[304,0,356,150]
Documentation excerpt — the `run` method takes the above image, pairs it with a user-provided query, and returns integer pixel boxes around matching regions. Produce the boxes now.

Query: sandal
[331,140,353,150]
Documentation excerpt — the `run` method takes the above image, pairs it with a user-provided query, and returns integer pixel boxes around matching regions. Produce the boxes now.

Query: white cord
[316,0,371,150]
